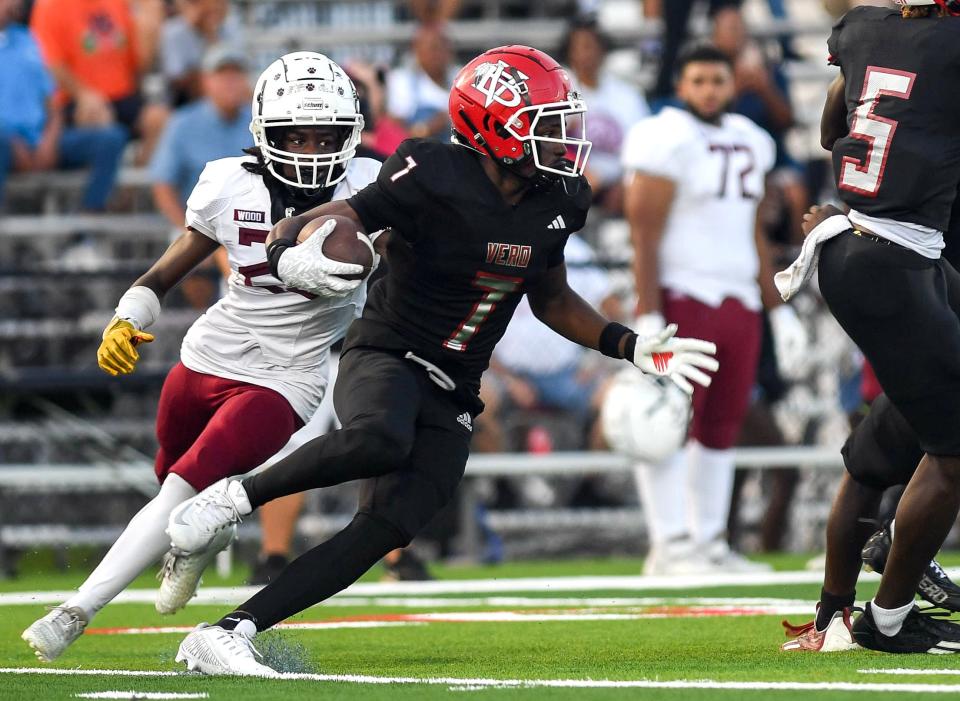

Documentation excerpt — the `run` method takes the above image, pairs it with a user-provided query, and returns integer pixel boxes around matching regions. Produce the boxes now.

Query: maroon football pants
[154,362,301,490]
[662,290,761,450]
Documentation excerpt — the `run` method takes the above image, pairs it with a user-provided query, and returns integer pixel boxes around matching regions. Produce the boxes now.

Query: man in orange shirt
[31,0,167,162]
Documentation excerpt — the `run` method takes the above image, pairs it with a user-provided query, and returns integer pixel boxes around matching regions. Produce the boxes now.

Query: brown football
[297,215,373,281]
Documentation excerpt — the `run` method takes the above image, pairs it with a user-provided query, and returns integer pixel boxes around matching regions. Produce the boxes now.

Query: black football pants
[818,231,960,456]
[236,347,473,629]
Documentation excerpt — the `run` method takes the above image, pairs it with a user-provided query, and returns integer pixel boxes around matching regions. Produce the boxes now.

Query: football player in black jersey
[777,0,960,653]
[164,45,719,676]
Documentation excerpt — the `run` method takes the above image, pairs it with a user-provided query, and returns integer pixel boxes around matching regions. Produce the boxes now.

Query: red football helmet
[449,45,591,179]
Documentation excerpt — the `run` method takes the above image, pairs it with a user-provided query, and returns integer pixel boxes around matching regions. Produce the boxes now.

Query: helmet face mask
[262,124,355,191]
[506,100,591,178]
[449,46,592,181]
[251,52,364,190]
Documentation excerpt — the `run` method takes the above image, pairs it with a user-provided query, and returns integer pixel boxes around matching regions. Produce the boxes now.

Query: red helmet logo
[450,46,591,179]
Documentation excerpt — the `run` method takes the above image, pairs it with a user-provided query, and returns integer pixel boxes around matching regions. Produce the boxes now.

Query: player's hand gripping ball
[276,215,374,297]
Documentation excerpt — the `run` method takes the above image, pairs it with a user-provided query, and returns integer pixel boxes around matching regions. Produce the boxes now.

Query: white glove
[632,323,719,395]
[633,311,666,339]
[276,219,365,297]
[769,304,809,381]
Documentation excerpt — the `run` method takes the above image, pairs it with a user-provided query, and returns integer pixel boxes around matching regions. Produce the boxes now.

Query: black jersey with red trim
[345,138,590,397]
[827,6,960,231]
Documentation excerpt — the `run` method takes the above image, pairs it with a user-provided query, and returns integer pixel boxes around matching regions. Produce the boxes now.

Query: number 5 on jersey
[839,66,916,197]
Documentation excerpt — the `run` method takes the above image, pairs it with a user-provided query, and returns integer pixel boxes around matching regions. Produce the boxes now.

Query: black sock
[816,588,856,631]
[216,610,258,631]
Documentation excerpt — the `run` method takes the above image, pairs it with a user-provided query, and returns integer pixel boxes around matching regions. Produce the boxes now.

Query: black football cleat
[861,524,960,612]
[852,603,960,653]
[382,549,434,582]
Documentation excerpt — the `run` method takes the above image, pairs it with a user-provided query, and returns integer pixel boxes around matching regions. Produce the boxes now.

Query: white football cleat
[781,607,859,652]
[643,537,722,576]
[706,538,773,573]
[176,623,279,677]
[167,478,251,554]
[22,605,88,661]
[156,523,237,615]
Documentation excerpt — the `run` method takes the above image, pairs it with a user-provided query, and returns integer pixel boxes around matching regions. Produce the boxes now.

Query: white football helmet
[601,369,692,464]
[251,52,364,190]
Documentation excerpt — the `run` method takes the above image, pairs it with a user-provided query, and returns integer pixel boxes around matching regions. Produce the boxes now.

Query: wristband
[266,238,297,280]
[599,322,637,360]
[115,285,161,330]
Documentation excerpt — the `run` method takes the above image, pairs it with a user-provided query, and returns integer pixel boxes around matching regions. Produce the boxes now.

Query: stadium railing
[0,446,842,574]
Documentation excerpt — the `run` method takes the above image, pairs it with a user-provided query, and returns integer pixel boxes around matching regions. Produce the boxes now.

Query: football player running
[22,52,379,666]
[775,0,960,653]
[164,45,719,677]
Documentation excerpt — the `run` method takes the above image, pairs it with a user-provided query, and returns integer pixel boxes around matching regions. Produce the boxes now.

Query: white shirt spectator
[574,73,648,187]
[386,61,455,127]
[494,235,611,375]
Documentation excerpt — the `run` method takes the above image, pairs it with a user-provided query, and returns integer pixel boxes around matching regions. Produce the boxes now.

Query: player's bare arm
[97,229,220,376]
[820,73,847,151]
[624,170,673,324]
[527,262,628,354]
[134,228,221,299]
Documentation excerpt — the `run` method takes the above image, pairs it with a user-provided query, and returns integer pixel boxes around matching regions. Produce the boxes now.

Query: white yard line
[5,567,942,606]
[75,693,208,699]
[860,669,960,677]
[2,667,960,693]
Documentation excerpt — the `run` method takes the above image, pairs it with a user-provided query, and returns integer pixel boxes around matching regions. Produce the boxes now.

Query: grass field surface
[4,552,960,700]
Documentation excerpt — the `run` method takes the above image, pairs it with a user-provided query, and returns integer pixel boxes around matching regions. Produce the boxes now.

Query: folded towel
[774,214,852,301]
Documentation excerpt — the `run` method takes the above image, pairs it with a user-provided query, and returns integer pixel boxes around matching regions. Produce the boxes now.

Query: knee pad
[843,395,922,490]
[343,425,413,473]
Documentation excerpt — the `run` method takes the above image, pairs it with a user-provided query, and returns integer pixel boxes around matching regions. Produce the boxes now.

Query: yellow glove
[97,317,155,376]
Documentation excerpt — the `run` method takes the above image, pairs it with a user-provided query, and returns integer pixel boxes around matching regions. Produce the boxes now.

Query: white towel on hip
[774,214,852,301]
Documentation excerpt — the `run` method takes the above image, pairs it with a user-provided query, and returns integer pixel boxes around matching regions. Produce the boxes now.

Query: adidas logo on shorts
[456,412,473,432]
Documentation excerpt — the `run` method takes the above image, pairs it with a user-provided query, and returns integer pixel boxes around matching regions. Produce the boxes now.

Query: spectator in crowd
[482,234,620,509]
[31,0,169,164]
[407,0,461,23]
[149,43,250,310]
[346,61,408,158]
[650,0,742,103]
[385,22,456,140]
[0,0,126,210]
[559,16,649,216]
[160,0,243,108]
[712,6,808,243]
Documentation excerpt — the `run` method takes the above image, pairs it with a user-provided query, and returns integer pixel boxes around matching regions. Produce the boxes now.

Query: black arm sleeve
[346,141,423,243]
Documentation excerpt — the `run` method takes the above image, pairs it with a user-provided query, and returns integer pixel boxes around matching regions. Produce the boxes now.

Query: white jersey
[622,106,775,310]
[180,155,380,421]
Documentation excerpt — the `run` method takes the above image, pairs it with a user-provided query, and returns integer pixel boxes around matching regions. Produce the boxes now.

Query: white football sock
[687,444,736,545]
[64,474,197,621]
[634,448,689,546]
[870,599,914,637]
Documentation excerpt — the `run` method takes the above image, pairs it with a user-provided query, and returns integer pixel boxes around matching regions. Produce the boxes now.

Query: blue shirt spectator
[0,9,126,211]
[0,24,52,146]
[150,98,252,203]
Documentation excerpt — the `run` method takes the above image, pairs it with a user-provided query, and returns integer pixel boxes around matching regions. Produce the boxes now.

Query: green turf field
[4,552,960,700]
